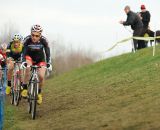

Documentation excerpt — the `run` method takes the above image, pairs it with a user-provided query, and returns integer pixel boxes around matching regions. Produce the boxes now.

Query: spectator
[119,6,143,51]
[140,5,150,29]
[139,5,153,48]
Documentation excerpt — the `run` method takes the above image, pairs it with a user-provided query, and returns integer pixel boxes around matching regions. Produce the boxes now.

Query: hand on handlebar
[47,63,52,71]
[20,62,27,69]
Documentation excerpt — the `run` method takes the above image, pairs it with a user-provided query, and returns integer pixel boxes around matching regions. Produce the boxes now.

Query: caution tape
[134,36,160,41]
[107,37,132,51]
[107,36,160,52]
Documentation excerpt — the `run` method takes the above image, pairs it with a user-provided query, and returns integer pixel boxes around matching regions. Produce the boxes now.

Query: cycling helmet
[12,34,23,42]
[1,43,7,50]
[31,24,43,33]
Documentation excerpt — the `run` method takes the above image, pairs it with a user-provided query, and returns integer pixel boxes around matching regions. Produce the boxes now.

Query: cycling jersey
[22,35,51,64]
[0,50,7,67]
[7,42,23,61]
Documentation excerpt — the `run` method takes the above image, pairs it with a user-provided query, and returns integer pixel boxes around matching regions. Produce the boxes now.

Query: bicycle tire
[28,82,33,114]
[11,87,14,105]
[13,73,21,106]
[31,80,38,120]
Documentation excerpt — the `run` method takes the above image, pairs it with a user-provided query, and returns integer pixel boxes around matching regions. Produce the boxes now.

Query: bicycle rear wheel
[11,87,14,105]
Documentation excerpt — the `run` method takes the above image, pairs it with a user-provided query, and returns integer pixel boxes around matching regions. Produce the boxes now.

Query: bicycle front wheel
[28,82,33,114]
[14,73,21,106]
[31,81,38,120]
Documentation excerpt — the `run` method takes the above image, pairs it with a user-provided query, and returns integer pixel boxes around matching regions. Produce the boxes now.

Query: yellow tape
[117,37,133,43]
[107,37,132,51]
[107,36,160,52]
[133,37,154,41]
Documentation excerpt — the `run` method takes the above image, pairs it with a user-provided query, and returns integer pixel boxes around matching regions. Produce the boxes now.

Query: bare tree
[50,37,97,76]
[0,22,19,44]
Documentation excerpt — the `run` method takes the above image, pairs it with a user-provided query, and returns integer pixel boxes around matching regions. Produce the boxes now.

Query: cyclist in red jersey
[0,43,7,67]
[0,43,8,92]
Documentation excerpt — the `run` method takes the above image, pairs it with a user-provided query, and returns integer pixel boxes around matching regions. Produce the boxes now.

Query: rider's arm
[22,37,29,62]
[22,43,28,62]
[6,42,11,58]
[20,45,24,61]
[42,37,51,63]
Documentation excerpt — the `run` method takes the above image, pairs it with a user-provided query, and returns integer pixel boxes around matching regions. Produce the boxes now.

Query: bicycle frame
[27,65,47,119]
[13,61,22,91]
[29,66,40,96]
[11,60,23,106]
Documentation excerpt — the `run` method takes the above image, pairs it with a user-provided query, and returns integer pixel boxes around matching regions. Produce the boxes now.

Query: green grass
[4,46,160,130]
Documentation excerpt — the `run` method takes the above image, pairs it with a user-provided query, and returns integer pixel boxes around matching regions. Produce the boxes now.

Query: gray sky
[0,0,159,57]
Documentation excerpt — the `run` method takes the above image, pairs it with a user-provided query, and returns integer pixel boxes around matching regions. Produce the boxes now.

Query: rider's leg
[37,62,46,104]
[38,67,46,92]
[23,56,32,87]
[6,59,14,95]
[7,60,14,84]
[38,62,46,91]
[19,69,23,86]
[21,56,32,97]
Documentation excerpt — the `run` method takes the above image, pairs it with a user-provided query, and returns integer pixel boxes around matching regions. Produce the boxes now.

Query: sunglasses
[31,34,41,38]
[13,41,20,44]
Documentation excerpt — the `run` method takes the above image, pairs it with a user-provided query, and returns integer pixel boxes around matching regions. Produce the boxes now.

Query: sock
[23,84,28,90]
[8,81,11,87]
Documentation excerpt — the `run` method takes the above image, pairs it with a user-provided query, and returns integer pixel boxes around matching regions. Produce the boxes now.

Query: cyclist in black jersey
[21,24,52,104]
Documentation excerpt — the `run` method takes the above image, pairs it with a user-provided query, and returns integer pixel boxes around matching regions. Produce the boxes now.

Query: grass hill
[4,46,160,130]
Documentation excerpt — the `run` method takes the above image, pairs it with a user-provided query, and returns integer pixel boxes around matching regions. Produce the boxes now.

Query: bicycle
[27,65,46,120]
[11,60,23,106]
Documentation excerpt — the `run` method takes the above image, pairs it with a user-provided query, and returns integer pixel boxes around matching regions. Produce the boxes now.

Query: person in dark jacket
[119,6,143,51]
[139,5,154,48]
[140,5,150,29]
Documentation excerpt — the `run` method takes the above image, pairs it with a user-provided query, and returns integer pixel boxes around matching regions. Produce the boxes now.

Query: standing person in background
[119,5,143,51]
[139,4,153,48]
[140,5,150,30]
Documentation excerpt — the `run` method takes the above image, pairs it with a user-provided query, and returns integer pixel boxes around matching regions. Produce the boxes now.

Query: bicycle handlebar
[14,61,22,64]
[27,65,48,69]
[9,58,22,64]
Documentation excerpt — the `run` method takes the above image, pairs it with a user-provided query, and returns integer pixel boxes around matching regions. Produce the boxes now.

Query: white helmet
[12,34,23,42]
[1,43,7,50]
[31,24,43,33]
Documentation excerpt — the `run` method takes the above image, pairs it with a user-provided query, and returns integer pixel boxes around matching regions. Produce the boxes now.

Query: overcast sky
[0,0,159,58]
